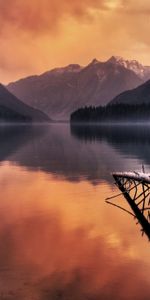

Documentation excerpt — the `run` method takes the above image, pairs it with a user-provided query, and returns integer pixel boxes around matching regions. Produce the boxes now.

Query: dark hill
[0,84,49,122]
[109,80,150,105]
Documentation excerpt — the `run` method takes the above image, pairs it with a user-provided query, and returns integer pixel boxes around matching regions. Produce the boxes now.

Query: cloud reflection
[0,212,149,300]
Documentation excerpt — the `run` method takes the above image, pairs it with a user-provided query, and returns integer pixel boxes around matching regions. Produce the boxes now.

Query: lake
[0,123,149,300]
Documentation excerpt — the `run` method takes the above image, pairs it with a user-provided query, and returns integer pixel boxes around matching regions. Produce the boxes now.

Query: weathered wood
[112,172,150,184]
[113,173,150,240]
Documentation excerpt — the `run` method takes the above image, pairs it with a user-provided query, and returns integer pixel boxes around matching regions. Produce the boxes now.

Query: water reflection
[71,124,150,170]
[0,124,150,299]
[1,124,150,184]
[0,124,44,163]
[0,210,149,300]
[71,123,150,144]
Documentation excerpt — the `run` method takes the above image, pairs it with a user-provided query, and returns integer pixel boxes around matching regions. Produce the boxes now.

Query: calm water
[0,123,149,300]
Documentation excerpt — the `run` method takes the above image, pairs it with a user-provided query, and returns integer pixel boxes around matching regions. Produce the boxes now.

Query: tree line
[70,103,150,123]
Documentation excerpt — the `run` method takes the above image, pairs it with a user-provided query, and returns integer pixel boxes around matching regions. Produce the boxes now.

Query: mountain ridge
[7,56,150,120]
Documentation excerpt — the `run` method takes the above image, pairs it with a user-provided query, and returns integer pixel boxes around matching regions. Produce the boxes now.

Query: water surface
[0,123,149,300]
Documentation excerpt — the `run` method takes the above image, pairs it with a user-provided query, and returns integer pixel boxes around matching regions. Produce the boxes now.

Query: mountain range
[7,56,150,120]
[0,83,49,122]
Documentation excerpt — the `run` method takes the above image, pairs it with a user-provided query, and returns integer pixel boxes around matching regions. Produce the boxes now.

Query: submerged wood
[110,172,150,240]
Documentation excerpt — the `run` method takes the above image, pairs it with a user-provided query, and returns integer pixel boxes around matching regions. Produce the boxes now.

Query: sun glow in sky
[105,0,122,9]
[0,0,150,83]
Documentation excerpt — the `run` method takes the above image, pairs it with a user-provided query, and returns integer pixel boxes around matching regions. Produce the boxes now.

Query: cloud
[0,0,108,34]
[0,0,150,83]
[120,0,150,14]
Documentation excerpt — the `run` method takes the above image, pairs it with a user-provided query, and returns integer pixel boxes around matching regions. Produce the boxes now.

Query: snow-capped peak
[107,56,150,79]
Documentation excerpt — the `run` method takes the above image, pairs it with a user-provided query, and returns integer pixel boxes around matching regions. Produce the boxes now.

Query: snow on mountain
[107,56,150,80]
[7,56,150,120]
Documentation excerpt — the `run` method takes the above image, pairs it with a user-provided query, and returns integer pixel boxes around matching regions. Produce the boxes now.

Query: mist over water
[0,123,149,300]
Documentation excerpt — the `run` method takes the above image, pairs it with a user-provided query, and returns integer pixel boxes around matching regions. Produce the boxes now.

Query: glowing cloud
[0,0,150,83]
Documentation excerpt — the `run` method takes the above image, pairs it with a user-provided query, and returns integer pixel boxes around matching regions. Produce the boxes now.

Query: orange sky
[0,0,150,83]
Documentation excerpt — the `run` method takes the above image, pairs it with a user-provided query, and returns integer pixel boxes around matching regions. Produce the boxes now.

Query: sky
[0,0,150,83]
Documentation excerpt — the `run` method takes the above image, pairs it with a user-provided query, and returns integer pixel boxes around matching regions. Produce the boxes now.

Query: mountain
[7,57,149,120]
[0,84,49,122]
[109,80,150,106]
[108,56,150,80]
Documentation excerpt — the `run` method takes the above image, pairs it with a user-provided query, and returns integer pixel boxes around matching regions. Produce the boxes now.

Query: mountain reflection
[1,124,150,184]
[0,124,44,162]
[0,124,150,299]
